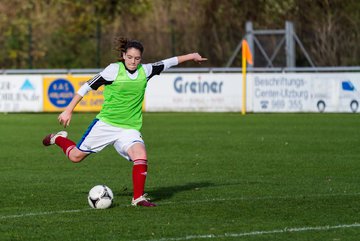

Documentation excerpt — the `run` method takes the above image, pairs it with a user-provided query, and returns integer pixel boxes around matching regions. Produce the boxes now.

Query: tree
[0,0,360,68]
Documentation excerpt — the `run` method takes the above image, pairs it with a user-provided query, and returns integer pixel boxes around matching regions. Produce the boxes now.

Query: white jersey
[77,57,178,96]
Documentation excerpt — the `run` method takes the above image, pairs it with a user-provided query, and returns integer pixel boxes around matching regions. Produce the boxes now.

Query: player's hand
[58,110,72,128]
[192,53,208,63]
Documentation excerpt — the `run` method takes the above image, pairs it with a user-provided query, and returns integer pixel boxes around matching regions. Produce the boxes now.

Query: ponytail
[114,37,144,62]
[114,37,128,62]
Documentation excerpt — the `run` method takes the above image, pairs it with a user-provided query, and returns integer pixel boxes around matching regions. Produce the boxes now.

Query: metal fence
[2,66,360,75]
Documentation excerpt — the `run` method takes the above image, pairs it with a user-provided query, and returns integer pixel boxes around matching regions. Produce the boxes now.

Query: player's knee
[68,151,87,163]
[69,156,83,163]
[128,143,147,160]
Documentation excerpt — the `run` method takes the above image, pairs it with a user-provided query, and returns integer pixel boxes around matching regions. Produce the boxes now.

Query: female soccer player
[42,38,207,207]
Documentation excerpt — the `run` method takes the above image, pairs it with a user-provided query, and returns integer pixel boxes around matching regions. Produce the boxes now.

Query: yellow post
[241,42,247,115]
[241,39,253,115]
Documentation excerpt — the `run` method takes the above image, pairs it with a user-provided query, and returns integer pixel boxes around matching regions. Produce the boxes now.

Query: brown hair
[114,37,144,62]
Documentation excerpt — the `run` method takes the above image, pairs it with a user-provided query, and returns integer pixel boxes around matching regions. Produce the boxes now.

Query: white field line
[145,223,360,241]
[1,192,360,220]
[0,208,89,220]
[158,191,360,205]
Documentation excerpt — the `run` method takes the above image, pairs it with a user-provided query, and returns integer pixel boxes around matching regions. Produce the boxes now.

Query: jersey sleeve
[143,57,178,80]
[100,63,119,81]
[77,82,92,97]
[76,74,106,97]
[86,63,119,90]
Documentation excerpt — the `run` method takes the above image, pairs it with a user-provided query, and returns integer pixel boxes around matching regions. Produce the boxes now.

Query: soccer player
[42,38,207,207]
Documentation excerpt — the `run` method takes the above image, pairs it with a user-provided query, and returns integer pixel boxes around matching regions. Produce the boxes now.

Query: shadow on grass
[115,181,214,202]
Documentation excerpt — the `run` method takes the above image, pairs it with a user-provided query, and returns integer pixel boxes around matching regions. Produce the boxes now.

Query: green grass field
[1,112,360,241]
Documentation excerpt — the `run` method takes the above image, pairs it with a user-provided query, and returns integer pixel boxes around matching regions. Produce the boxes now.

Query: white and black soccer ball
[88,185,114,209]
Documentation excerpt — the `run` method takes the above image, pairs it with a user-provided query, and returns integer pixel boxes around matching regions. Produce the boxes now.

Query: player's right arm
[58,65,117,128]
[58,94,83,128]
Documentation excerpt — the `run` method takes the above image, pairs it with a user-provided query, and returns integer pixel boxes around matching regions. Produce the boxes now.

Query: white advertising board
[0,75,43,112]
[1,72,359,113]
[248,73,360,113]
[145,73,242,112]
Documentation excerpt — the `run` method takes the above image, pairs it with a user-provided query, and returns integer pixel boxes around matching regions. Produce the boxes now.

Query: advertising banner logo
[43,75,103,112]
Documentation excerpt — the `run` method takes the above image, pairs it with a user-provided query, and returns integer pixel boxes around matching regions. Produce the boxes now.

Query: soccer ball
[88,185,114,209]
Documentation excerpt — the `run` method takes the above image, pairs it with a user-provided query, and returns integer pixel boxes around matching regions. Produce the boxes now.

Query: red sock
[55,136,76,158]
[132,159,148,199]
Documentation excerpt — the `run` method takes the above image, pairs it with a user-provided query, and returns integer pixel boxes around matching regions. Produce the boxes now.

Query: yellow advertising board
[43,75,103,112]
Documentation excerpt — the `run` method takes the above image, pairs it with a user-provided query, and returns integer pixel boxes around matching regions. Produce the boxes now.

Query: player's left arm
[177,53,207,64]
[144,53,207,80]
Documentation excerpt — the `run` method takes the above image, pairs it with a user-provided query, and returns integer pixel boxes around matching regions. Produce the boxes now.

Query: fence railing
[2,66,360,75]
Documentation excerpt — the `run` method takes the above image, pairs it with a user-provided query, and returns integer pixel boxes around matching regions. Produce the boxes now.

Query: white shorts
[77,119,144,161]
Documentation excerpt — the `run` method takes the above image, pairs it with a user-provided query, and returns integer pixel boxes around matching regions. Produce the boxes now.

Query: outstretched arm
[177,53,207,64]
[144,53,208,81]
[58,94,83,128]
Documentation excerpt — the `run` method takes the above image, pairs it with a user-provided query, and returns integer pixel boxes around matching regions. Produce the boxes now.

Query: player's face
[123,48,142,71]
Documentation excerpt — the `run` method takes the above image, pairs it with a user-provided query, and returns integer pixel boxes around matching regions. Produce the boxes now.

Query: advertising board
[145,73,242,112]
[43,75,103,112]
[248,73,360,113]
[0,75,42,112]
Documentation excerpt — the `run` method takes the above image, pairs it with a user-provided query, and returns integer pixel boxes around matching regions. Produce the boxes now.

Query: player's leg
[128,143,156,207]
[67,148,89,163]
[42,131,89,162]
[127,142,147,160]
[113,130,156,207]
[128,143,148,198]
